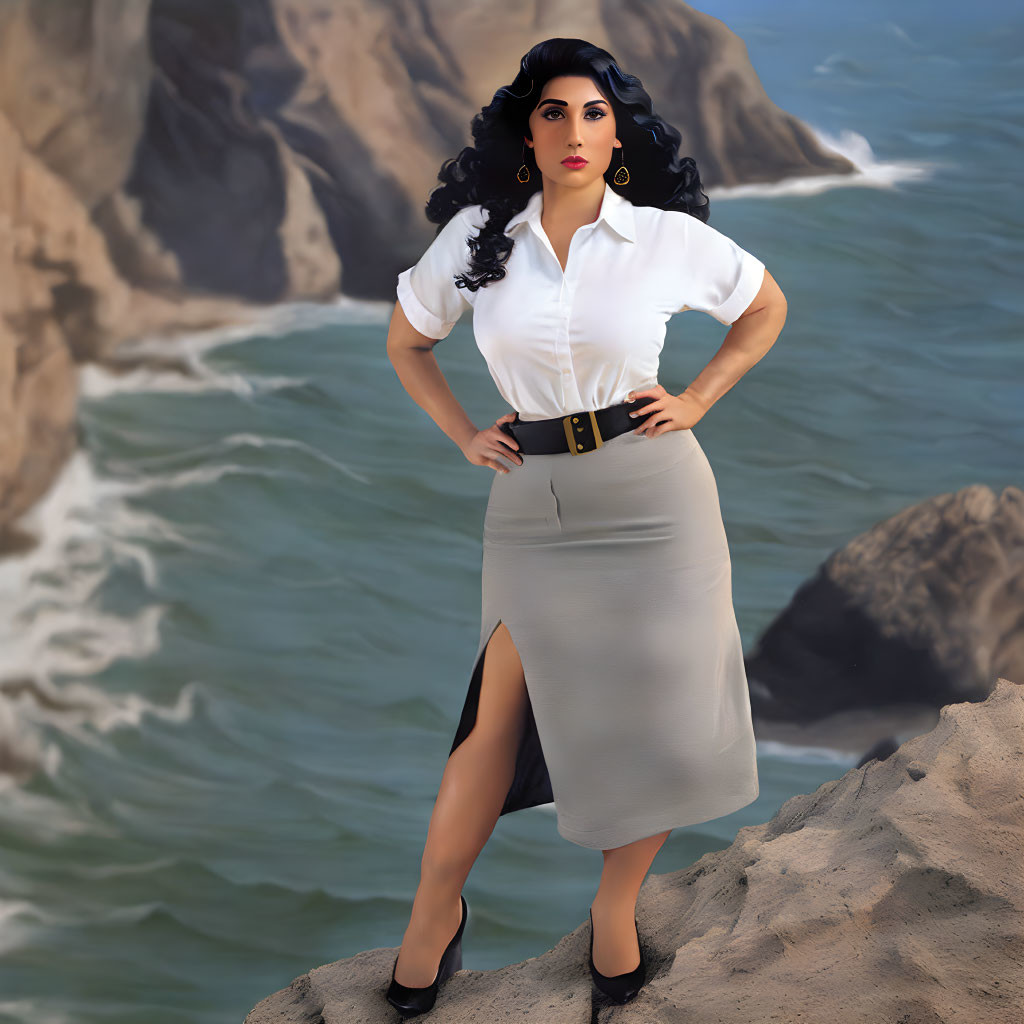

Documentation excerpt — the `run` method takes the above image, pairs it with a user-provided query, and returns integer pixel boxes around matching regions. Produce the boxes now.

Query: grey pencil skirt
[448,423,759,850]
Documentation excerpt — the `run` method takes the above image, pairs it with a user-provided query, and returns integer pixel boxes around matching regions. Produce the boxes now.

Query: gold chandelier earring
[612,146,630,186]
[517,140,531,183]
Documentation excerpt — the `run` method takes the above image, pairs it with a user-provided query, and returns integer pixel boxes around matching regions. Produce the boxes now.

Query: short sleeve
[396,206,478,340]
[672,214,766,326]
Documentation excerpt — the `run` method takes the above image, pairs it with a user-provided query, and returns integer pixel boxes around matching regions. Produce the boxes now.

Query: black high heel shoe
[386,894,469,1017]
[588,907,647,1004]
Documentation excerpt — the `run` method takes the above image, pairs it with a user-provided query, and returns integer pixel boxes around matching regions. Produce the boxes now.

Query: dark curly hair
[422,36,710,294]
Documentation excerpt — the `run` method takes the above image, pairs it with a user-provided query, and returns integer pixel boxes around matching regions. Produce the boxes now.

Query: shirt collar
[505,179,636,243]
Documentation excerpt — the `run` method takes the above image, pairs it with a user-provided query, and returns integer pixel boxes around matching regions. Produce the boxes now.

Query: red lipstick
[562,156,588,169]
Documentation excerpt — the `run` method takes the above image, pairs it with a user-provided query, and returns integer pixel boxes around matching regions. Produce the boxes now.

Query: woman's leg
[590,830,671,975]
[393,622,530,986]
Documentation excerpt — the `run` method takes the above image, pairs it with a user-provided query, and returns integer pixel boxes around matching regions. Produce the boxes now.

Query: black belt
[498,400,652,456]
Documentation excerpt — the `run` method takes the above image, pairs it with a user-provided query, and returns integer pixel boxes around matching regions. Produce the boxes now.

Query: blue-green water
[1,3,1021,1021]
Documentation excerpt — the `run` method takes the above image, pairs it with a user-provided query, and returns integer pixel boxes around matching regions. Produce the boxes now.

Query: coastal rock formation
[0,107,261,548]
[245,678,1024,1023]
[746,484,1024,721]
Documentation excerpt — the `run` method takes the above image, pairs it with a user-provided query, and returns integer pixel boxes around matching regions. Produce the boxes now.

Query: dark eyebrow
[537,98,608,109]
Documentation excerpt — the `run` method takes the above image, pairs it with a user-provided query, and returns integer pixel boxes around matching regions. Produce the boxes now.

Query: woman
[385,36,787,1014]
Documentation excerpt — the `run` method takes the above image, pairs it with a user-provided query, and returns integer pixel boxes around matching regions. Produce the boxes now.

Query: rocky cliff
[0,105,262,546]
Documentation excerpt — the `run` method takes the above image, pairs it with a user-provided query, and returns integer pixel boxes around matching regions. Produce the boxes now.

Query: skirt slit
[447,615,554,816]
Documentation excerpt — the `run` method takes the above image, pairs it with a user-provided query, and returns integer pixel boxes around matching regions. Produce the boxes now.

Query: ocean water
[1,2,1021,1021]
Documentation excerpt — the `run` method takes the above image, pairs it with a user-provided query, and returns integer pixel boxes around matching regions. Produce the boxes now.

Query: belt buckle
[562,410,603,455]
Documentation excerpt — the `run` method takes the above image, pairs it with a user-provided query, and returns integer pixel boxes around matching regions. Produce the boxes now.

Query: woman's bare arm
[386,301,522,474]
[682,270,788,412]
[386,301,479,452]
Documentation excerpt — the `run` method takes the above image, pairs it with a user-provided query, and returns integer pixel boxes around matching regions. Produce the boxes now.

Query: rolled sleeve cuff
[396,268,456,340]
[713,255,766,326]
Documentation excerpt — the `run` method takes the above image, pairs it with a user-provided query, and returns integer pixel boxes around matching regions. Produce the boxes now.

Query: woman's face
[525,75,619,190]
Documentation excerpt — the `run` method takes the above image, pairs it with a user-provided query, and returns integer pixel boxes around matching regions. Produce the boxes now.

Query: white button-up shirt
[396,180,765,422]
